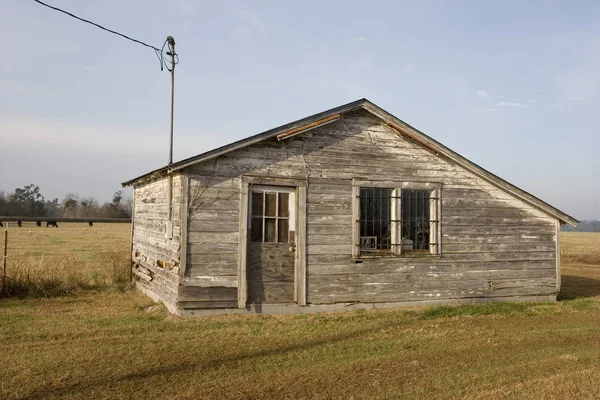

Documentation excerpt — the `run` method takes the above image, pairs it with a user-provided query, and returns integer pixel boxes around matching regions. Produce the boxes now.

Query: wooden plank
[132,267,152,282]
[442,216,554,227]
[439,252,555,262]
[189,220,243,233]
[442,233,557,244]
[310,269,556,286]
[188,231,239,244]
[308,260,556,276]
[276,114,340,140]
[353,179,441,190]
[238,181,248,308]
[179,176,189,277]
[178,286,238,302]
[309,244,353,255]
[308,225,352,235]
[442,225,555,236]
[442,243,557,253]
[241,175,308,188]
[178,300,238,309]
[296,185,307,306]
[182,275,237,287]
[308,234,352,246]
[187,242,239,255]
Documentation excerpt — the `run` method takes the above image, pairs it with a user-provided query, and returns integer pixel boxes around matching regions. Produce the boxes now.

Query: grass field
[0,221,131,297]
[1,226,600,399]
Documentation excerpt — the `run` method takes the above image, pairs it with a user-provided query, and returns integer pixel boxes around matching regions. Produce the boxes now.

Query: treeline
[0,184,131,219]
[562,220,600,232]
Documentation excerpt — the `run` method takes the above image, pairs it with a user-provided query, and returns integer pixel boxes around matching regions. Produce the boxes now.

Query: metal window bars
[358,187,439,254]
[359,188,392,251]
[401,189,430,251]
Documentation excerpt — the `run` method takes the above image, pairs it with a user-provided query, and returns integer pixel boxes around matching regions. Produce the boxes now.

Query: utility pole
[165,36,176,239]
[167,36,175,165]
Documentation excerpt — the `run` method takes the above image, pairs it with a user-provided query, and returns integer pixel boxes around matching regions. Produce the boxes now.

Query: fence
[0,217,131,223]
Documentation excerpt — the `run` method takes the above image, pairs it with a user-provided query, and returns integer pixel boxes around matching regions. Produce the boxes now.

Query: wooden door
[247,186,296,304]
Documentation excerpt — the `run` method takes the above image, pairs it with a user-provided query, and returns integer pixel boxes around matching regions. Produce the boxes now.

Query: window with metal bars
[359,188,392,252]
[355,183,440,257]
[401,189,431,251]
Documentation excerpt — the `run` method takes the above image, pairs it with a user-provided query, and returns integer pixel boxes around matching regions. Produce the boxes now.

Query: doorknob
[289,243,296,253]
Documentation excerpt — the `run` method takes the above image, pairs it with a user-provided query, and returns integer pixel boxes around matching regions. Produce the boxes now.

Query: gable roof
[122,98,578,226]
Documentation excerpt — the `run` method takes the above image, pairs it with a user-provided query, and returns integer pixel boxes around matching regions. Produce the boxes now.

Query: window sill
[354,252,442,260]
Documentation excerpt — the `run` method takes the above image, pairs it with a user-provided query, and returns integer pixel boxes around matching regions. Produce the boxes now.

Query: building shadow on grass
[21,315,411,399]
[559,274,600,300]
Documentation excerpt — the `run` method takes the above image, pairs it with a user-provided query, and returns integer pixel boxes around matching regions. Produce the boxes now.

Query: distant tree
[562,220,600,232]
[62,194,79,218]
[8,184,47,217]
[105,190,130,218]
[45,198,60,217]
[0,186,130,219]
[79,197,99,218]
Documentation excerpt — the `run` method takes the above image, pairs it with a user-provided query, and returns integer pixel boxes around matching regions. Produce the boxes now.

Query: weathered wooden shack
[122,99,578,316]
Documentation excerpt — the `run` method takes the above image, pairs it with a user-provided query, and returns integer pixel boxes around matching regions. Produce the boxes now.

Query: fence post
[2,223,7,297]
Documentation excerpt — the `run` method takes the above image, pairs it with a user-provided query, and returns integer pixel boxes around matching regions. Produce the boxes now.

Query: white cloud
[237,10,267,36]
[350,36,368,43]
[179,0,194,16]
[232,26,252,43]
[231,10,267,43]
[495,102,525,108]
[348,60,370,72]
[527,98,536,104]
[476,90,490,98]
[566,96,584,102]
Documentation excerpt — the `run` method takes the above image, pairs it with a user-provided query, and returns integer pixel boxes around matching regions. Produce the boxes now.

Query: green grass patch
[419,301,534,319]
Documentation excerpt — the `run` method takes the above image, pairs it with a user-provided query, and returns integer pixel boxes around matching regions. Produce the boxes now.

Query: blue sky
[1,0,598,219]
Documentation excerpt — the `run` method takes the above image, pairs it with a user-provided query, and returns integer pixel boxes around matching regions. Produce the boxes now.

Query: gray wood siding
[131,174,183,308]
[183,109,557,308]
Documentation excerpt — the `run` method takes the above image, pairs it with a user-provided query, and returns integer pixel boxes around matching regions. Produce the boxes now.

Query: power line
[32,0,160,52]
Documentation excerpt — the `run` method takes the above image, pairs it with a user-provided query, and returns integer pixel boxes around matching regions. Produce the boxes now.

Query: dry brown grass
[1,222,131,297]
[560,232,600,299]
[1,230,600,399]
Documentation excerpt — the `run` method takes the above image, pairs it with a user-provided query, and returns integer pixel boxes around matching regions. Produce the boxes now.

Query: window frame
[248,185,296,244]
[352,180,441,258]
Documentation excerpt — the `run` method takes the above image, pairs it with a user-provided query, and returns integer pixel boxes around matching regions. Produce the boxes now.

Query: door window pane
[265,218,276,242]
[265,192,277,217]
[250,218,262,242]
[251,192,263,217]
[278,193,289,217]
[278,219,289,243]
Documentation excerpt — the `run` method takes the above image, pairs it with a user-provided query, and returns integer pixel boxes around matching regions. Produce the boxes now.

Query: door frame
[238,176,307,308]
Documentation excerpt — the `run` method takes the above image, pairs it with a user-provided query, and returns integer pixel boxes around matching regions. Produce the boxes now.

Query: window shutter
[429,189,438,255]
[391,188,402,255]
[352,185,360,258]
